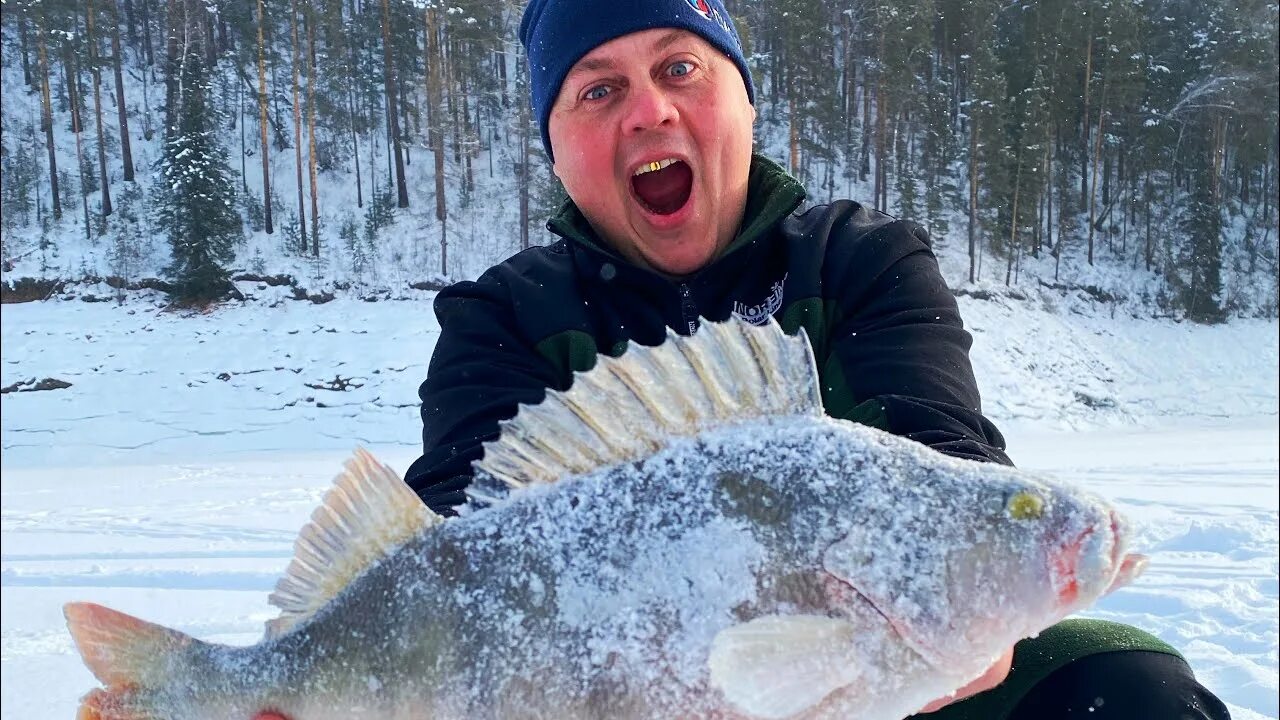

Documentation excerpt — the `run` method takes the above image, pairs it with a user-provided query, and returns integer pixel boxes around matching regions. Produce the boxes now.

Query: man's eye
[585,85,610,101]
[668,61,694,77]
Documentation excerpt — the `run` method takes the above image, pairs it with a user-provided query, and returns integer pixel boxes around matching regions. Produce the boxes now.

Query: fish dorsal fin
[265,448,442,638]
[475,316,822,489]
[708,614,862,719]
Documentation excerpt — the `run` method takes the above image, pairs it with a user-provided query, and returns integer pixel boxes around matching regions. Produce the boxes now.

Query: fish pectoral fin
[708,614,861,720]
[266,448,444,639]
[64,602,196,689]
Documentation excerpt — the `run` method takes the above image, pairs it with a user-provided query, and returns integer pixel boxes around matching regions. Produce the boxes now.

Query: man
[405,0,1230,717]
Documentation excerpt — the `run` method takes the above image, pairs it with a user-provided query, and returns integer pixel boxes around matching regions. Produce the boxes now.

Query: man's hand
[917,647,1015,714]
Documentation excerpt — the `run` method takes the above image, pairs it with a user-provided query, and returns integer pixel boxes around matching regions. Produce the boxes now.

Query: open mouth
[630,159,693,216]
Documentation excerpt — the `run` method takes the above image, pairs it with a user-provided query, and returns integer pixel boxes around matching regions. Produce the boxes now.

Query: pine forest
[0,0,1276,321]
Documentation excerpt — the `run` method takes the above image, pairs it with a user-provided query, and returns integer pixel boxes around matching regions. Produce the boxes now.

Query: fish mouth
[1103,510,1148,593]
[1055,510,1147,609]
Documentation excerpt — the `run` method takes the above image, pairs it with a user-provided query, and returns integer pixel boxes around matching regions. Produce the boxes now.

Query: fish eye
[1005,491,1045,520]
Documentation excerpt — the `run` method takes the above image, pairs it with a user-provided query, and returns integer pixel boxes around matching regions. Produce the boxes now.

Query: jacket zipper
[678,283,699,335]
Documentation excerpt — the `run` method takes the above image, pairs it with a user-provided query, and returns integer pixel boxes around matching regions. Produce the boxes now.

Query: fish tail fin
[64,601,197,712]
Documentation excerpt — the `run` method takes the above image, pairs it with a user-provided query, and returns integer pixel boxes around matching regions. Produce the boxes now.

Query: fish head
[816,466,1146,673]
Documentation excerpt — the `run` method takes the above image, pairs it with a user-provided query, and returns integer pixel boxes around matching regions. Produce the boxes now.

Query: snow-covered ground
[2,296,1277,718]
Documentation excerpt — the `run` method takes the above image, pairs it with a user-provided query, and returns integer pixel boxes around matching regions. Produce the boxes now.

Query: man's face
[548,29,755,277]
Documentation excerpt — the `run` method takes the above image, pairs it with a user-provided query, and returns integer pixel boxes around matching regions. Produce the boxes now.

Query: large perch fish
[65,318,1146,720]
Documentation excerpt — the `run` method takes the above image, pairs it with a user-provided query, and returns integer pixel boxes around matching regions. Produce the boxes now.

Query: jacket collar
[545,153,807,269]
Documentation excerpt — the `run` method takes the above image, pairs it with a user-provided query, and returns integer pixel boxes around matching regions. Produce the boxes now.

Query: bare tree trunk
[164,0,178,127]
[141,0,154,67]
[789,95,799,176]
[288,0,307,249]
[519,78,530,251]
[1103,151,1113,254]
[1006,152,1022,286]
[874,30,886,211]
[1088,100,1105,265]
[19,16,34,89]
[461,71,473,193]
[425,6,446,236]
[841,15,854,153]
[1034,184,1043,258]
[860,58,871,183]
[240,79,247,191]
[87,0,113,217]
[254,0,274,233]
[35,10,61,219]
[403,76,413,167]
[109,0,135,181]
[1121,164,1130,259]
[876,91,888,212]
[65,37,92,240]
[447,39,460,166]
[306,8,320,257]
[204,8,216,67]
[1080,27,1093,207]
[379,0,409,207]
[968,117,978,284]
[1212,115,1226,204]
[1144,170,1153,270]
[347,80,363,208]
[342,1,363,208]
[140,54,154,140]
[1045,131,1053,253]
[122,0,137,44]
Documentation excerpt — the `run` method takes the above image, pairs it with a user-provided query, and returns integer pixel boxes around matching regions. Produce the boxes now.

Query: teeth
[633,158,680,176]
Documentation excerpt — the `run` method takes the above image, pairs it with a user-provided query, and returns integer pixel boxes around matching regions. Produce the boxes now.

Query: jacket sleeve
[403,274,561,515]
[822,219,1012,465]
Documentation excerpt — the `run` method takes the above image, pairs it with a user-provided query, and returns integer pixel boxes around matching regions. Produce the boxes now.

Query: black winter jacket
[405,155,1010,514]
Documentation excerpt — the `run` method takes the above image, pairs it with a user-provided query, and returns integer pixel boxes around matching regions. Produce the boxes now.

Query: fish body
[66,318,1145,720]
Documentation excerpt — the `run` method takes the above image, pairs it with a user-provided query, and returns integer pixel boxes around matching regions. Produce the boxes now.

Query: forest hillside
[1,0,1276,320]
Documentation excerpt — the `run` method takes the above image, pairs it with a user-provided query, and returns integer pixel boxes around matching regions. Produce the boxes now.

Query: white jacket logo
[733,274,787,326]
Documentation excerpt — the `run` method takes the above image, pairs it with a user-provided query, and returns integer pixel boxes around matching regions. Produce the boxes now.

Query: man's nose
[623,80,679,134]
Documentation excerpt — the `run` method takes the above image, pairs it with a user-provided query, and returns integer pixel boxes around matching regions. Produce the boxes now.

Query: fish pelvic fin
[64,601,195,715]
[266,447,443,638]
[475,316,823,489]
[709,614,861,720]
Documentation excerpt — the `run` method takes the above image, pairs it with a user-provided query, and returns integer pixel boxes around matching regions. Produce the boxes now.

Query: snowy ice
[1,297,1276,719]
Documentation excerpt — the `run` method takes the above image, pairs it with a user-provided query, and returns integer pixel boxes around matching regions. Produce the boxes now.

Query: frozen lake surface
[2,298,1276,718]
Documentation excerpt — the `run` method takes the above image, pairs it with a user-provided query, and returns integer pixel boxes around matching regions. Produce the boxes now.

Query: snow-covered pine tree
[156,0,240,303]
[1174,149,1226,324]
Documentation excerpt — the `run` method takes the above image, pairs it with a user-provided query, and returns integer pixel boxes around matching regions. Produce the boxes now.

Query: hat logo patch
[683,0,733,34]
[684,0,715,21]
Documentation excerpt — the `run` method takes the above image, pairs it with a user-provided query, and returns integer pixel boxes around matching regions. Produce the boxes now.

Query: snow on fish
[64,317,1147,720]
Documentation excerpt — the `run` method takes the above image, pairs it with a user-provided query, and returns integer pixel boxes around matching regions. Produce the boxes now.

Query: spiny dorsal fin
[475,316,822,489]
[265,448,442,638]
[64,601,199,688]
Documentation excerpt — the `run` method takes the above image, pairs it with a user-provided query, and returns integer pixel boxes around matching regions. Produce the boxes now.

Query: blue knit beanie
[520,0,755,162]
